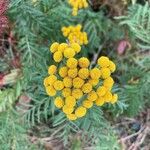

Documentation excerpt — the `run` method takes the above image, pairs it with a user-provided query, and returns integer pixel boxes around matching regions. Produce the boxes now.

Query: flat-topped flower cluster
[44,42,118,121]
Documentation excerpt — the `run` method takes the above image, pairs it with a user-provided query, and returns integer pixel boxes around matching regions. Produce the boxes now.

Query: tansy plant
[68,0,88,16]
[61,24,88,45]
[44,41,118,121]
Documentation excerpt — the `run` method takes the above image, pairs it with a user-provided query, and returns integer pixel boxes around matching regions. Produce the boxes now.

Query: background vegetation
[0,0,149,149]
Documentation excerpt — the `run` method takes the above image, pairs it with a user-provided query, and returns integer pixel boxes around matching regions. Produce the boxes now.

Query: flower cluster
[62,24,88,45]
[44,42,118,121]
[68,0,88,16]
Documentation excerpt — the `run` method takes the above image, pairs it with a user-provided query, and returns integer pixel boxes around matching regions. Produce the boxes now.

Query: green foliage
[116,2,150,49]
[0,110,36,150]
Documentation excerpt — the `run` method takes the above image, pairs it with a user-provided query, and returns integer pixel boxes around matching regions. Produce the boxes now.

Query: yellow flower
[78,57,90,68]
[82,100,93,108]
[72,89,83,99]
[44,77,49,87]
[65,96,76,107]
[63,77,73,88]
[59,66,68,78]
[101,68,111,79]
[87,91,98,101]
[48,65,57,75]
[73,77,85,88]
[53,51,63,62]
[90,68,101,79]
[110,94,118,104]
[75,106,87,118]
[96,86,107,97]
[81,83,92,93]
[103,91,113,102]
[66,58,78,69]
[98,56,110,68]
[95,97,105,106]
[45,75,57,86]
[103,77,114,90]
[64,48,75,58]
[46,86,56,96]
[78,68,89,79]
[62,105,74,114]
[88,79,99,87]
[67,114,77,120]
[70,43,81,53]
[58,43,68,52]
[62,88,71,97]
[109,61,116,73]
[50,42,59,53]
[68,68,78,78]
[53,80,64,91]
[54,97,64,108]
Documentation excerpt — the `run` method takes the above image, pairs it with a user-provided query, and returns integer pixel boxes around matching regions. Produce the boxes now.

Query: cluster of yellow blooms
[44,42,118,121]
[68,0,88,16]
[62,24,88,45]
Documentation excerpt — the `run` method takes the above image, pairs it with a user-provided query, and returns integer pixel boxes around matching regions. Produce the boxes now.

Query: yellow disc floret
[68,68,78,78]
[45,86,56,96]
[62,88,71,97]
[63,105,74,114]
[67,114,77,120]
[96,86,107,97]
[65,96,76,107]
[95,97,105,106]
[101,68,111,79]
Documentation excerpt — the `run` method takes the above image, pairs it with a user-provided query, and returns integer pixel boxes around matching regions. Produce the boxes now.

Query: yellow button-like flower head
[75,106,87,118]
[103,91,113,102]
[53,80,64,91]
[96,86,107,97]
[101,68,111,79]
[109,61,116,73]
[45,75,57,86]
[65,96,76,107]
[63,77,73,88]
[67,58,78,69]
[62,88,71,97]
[95,97,105,106]
[48,65,57,75]
[59,66,68,78]
[78,57,90,68]
[64,48,75,58]
[68,68,78,78]
[63,105,74,114]
[98,56,110,68]
[78,68,89,79]
[50,42,59,53]
[72,89,83,99]
[90,68,101,79]
[87,91,98,101]
[82,83,92,93]
[54,97,64,108]
[53,51,63,62]
[73,77,85,88]
[67,114,77,120]
[70,43,81,53]
[46,86,56,96]
[82,100,93,108]
[58,43,68,52]
[110,94,118,104]
[88,79,99,87]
